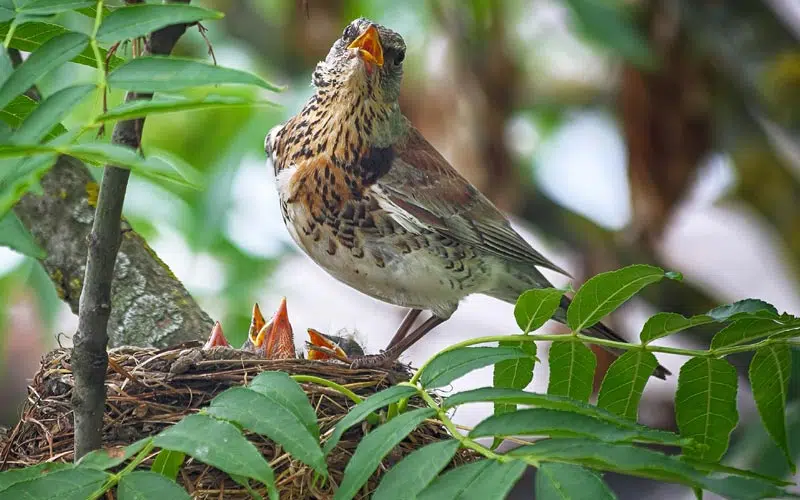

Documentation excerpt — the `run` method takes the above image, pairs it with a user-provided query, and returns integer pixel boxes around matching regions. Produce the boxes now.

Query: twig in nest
[197,23,217,65]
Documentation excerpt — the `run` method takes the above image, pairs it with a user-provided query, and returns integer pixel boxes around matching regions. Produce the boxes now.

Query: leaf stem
[291,375,363,404]
[409,384,522,464]
[89,0,106,92]
[88,440,155,500]
[411,330,799,386]
[3,20,17,48]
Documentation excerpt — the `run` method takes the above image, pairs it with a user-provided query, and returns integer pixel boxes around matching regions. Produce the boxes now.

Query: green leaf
[493,340,536,418]
[416,459,526,500]
[675,357,738,462]
[0,46,12,88]
[445,387,634,425]
[0,463,70,492]
[152,414,276,499]
[1,94,38,130]
[96,4,223,43]
[322,384,417,455]
[12,84,94,143]
[510,438,700,484]
[150,449,184,481]
[680,457,793,487]
[247,371,319,439]
[710,317,800,349]
[469,408,686,446]
[514,288,563,333]
[699,475,797,500]
[536,462,617,500]
[108,56,282,93]
[135,148,204,190]
[547,341,596,402]
[596,349,658,420]
[372,440,460,500]
[563,0,656,69]
[443,387,688,447]
[0,22,125,69]
[118,470,190,500]
[75,5,111,19]
[0,211,44,257]
[95,94,277,123]
[0,3,12,23]
[206,387,326,475]
[0,468,108,500]
[0,143,202,189]
[0,32,89,111]
[334,408,435,500]
[16,0,94,15]
[707,299,779,322]
[749,344,795,471]
[0,120,10,139]
[420,346,536,389]
[76,437,151,470]
[513,439,793,499]
[0,153,57,218]
[230,474,265,500]
[639,312,713,344]
[567,264,668,333]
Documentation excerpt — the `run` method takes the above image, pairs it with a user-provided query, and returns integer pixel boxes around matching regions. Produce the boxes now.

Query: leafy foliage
[0,0,278,222]
[0,212,44,257]
[566,264,674,332]
[547,341,596,402]
[371,440,460,500]
[675,358,739,462]
[416,460,527,500]
[596,349,658,420]
[117,471,191,500]
[334,408,435,500]
[0,1,798,498]
[749,344,795,471]
[153,414,278,498]
[2,256,798,499]
[206,386,326,475]
[418,345,535,389]
[536,462,617,500]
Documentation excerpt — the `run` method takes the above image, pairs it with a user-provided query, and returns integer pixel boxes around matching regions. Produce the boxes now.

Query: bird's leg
[386,308,422,349]
[383,315,446,358]
[349,314,447,369]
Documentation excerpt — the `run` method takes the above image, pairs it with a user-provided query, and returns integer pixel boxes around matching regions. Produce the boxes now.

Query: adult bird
[265,18,669,379]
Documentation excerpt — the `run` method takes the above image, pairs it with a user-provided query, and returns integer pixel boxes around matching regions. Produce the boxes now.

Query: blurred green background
[1,0,799,496]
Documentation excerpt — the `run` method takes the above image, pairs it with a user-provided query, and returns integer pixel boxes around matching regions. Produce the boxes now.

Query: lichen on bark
[14,156,213,347]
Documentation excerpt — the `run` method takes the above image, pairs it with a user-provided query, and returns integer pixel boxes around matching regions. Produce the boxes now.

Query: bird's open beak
[203,321,230,349]
[348,25,384,67]
[243,299,296,359]
[306,328,349,361]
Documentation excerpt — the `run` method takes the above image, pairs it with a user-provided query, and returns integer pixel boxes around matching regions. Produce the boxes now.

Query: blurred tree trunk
[620,0,713,247]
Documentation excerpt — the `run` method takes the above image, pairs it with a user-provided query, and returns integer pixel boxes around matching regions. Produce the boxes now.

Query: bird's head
[313,18,406,104]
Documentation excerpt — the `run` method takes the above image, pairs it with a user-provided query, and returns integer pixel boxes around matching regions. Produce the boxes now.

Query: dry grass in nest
[0,344,476,499]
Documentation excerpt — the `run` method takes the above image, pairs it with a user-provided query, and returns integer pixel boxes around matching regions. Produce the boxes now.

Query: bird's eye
[395,49,405,65]
[343,25,357,40]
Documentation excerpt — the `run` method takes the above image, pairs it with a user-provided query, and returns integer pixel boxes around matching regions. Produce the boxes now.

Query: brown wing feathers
[381,126,571,276]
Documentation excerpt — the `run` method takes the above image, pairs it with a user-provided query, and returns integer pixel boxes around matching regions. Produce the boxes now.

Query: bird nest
[0,344,475,498]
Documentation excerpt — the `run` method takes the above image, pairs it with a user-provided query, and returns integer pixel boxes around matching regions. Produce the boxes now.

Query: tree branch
[71,1,193,459]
